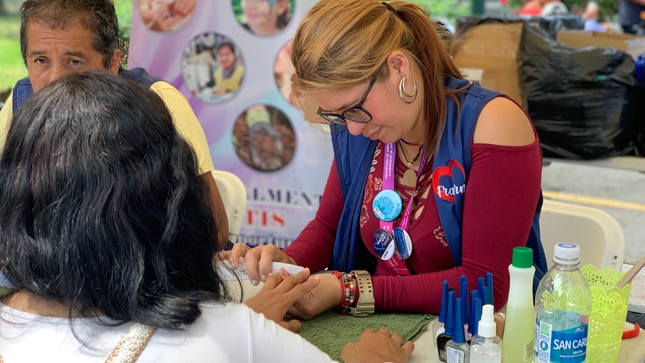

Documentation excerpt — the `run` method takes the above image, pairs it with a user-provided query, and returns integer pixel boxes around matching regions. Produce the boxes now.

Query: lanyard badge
[371,142,428,266]
[373,190,402,222]
[393,228,413,259]
[373,228,396,260]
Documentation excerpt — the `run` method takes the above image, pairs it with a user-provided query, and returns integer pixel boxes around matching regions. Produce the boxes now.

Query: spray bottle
[470,304,502,363]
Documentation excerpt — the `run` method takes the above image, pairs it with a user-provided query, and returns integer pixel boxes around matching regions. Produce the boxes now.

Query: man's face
[25,22,120,92]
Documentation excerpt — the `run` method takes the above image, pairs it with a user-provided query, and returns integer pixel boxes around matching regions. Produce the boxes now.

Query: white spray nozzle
[478,304,497,338]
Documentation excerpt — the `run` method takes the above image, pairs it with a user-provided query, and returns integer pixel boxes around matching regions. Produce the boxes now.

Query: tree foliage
[113,0,132,66]
[406,0,471,21]
[114,0,132,39]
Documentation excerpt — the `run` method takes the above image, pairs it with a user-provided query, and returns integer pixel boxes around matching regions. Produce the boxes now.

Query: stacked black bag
[456,16,645,159]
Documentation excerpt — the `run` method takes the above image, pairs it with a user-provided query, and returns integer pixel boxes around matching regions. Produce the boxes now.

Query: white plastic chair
[211,170,246,244]
[540,199,625,271]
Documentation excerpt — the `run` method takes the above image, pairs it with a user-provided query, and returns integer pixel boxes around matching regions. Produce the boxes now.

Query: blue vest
[329,77,548,292]
[12,67,160,111]
[2,67,162,290]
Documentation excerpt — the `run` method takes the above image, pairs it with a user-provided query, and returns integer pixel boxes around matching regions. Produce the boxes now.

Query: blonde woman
[224,0,547,319]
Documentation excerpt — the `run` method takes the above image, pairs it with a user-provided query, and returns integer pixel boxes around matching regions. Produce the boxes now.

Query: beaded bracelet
[331,271,345,308]
[331,271,356,314]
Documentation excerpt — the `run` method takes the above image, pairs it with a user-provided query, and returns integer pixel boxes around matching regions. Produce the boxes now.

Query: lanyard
[376,141,428,276]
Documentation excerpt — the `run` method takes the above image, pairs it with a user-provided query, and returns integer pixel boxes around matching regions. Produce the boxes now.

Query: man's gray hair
[20,0,120,69]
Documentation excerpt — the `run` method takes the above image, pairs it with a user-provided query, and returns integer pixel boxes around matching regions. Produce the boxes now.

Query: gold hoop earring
[399,76,417,104]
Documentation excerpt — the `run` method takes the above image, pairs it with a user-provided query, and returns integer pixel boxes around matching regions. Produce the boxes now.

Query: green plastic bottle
[502,247,535,363]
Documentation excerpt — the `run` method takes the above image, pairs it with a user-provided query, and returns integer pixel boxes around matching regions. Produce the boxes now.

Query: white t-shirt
[0,302,337,363]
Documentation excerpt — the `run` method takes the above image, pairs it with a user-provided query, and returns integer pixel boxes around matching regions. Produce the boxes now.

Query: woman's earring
[399,76,418,104]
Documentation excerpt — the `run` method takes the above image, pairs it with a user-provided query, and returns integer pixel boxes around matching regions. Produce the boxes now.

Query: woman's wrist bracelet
[331,271,356,314]
[331,271,346,308]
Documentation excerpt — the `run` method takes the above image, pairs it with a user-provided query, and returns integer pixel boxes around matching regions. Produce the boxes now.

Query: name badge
[373,228,396,260]
[372,190,402,222]
[393,227,413,259]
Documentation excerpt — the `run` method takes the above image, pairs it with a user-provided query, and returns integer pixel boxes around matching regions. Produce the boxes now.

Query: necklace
[400,138,423,147]
[398,140,422,187]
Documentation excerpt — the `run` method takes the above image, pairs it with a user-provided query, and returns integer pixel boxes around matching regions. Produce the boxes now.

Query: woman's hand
[284,272,342,320]
[341,328,415,363]
[245,268,319,333]
[219,243,296,285]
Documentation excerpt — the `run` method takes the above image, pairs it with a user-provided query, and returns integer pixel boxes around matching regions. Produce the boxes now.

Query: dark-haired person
[619,0,645,34]
[224,0,546,320]
[211,42,244,96]
[0,71,413,363]
[0,0,229,251]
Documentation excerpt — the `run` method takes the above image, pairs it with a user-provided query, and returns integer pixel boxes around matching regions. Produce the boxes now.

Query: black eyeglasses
[317,77,376,126]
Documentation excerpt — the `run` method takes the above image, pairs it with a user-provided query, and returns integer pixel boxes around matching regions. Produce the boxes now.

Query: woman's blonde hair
[291,0,465,157]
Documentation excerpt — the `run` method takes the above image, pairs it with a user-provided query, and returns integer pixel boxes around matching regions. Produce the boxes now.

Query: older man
[0,0,229,247]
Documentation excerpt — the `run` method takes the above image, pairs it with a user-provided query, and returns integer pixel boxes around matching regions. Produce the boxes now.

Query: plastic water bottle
[502,247,535,363]
[534,243,591,363]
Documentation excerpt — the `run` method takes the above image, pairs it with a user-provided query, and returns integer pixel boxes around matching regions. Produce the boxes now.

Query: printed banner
[128,0,333,248]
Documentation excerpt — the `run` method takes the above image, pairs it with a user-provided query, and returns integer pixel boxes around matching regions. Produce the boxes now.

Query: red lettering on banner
[246,208,286,229]
[273,213,285,228]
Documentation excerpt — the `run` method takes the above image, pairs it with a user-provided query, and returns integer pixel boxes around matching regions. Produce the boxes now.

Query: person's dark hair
[0,71,226,330]
[20,0,120,68]
[276,0,290,29]
[217,42,235,54]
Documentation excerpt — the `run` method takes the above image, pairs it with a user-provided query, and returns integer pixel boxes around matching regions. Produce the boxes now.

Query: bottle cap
[438,280,448,323]
[459,276,469,324]
[453,298,466,344]
[478,304,497,338]
[512,247,533,268]
[473,297,482,336]
[468,290,479,336]
[486,272,494,307]
[553,242,580,265]
[477,277,486,307]
[445,290,455,337]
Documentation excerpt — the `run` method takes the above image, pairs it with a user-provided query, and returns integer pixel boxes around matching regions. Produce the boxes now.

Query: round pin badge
[393,227,413,259]
[373,228,396,260]
[372,190,402,222]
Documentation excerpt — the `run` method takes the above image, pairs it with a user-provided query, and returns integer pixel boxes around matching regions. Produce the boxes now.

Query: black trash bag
[520,22,643,159]
[456,15,583,39]
[456,15,521,35]
[537,15,584,39]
